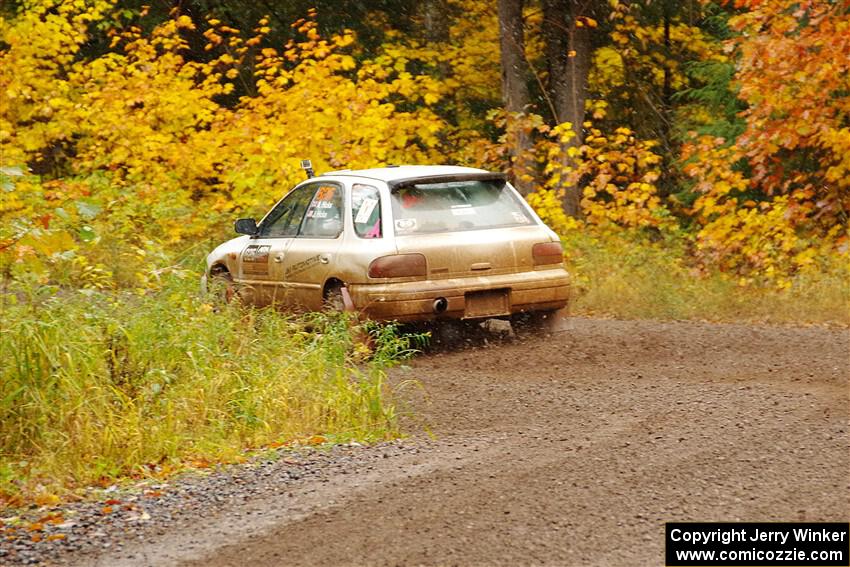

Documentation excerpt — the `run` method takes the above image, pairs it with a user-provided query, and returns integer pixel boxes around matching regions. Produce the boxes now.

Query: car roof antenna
[300,159,315,179]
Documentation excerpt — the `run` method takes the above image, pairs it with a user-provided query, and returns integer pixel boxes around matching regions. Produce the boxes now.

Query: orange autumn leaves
[681,0,850,284]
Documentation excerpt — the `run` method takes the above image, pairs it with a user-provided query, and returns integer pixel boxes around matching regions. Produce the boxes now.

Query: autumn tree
[582,1,724,198]
[0,3,450,280]
[731,0,850,227]
[1,0,846,287]
[682,0,849,281]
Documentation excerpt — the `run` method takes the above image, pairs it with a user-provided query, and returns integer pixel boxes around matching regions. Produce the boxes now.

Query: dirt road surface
[48,318,850,565]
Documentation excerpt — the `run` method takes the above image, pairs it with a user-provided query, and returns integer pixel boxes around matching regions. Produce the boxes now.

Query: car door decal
[285,254,322,278]
[242,244,271,276]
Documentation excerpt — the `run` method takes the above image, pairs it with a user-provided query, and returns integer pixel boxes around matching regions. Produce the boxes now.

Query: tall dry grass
[0,275,416,504]
[563,230,849,326]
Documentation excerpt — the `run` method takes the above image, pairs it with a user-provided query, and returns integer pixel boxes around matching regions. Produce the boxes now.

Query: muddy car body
[202,165,569,323]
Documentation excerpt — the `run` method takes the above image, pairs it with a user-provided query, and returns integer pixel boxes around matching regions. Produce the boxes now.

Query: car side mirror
[234,218,258,236]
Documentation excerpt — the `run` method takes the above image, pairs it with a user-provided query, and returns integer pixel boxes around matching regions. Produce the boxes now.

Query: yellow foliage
[591,13,724,98]
[526,185,581,236]
[0,6,450,280]
[527,116,670,231]
[573,126,669,229]
[372,0,500,153]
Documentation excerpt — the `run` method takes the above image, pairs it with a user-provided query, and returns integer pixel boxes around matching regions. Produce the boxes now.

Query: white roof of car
[321,165,490,182]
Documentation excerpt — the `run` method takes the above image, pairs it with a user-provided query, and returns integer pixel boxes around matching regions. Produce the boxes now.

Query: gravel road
[3,317,848,567]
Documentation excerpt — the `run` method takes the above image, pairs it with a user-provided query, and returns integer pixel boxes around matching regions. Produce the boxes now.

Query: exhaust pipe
[433,297,448,314]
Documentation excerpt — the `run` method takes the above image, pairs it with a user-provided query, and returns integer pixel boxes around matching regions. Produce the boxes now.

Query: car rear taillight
[532,242,564,266]
[368,254,427,278]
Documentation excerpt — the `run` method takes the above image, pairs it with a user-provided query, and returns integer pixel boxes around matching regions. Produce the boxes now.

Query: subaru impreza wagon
[202,165,569,327]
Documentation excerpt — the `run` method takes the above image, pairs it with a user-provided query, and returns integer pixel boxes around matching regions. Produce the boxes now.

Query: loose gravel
[1,317,847,567]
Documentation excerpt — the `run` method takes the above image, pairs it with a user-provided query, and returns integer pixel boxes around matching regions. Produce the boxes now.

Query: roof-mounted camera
[300,159,314,179]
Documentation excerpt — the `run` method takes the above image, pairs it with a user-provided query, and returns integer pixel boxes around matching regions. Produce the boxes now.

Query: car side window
[351,184,382,239]
[259,184,316,238]
[299,183,343,238]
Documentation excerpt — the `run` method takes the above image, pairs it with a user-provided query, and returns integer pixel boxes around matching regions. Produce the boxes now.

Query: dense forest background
[1,0,847,289]
[1,0,848,504]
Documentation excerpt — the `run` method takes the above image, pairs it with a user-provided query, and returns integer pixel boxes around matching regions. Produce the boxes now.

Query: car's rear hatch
[394,226,550,279]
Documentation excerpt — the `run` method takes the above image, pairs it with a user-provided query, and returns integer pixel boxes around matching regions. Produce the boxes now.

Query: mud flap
[547,308,570,333]
[340,286,356,312]
[511,308,570,336]
[340,286,374,356]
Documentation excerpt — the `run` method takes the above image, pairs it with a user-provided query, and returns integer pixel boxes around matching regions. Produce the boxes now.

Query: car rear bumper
[347,267,570,322]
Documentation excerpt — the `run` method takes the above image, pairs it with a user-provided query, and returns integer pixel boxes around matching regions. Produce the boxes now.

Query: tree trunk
[543,0,594,216]
[423,0,450,44]
[498,0,534,195]
[421,0,455,132]
[543,0,568,124]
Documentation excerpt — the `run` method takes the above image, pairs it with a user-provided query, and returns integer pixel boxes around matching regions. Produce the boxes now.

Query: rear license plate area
[464,289,510,318]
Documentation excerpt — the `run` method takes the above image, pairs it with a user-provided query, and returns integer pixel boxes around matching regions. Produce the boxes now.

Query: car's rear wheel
[431,319,481,348]
[323,282,375,356]
[323,283,346,312]
[510,309,560,336]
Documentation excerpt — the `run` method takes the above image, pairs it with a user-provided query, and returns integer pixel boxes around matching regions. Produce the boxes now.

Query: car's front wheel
[209,267,235,304]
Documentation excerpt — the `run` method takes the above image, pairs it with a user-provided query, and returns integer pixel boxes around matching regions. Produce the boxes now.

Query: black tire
[323,284,346,312]
[210,270,235,304]
[510,310,558,336]
[431,319,479,349]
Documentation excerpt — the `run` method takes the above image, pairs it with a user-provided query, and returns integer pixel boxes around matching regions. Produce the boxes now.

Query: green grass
[563,230,849,326]
[0,275,417,506]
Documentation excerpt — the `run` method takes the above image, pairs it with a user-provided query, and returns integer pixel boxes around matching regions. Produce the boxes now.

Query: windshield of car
[389,179,534,235]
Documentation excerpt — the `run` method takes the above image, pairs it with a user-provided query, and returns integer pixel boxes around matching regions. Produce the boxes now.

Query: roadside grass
[0,275,417,508]
[564,230,849,326]
[2,230,844,508]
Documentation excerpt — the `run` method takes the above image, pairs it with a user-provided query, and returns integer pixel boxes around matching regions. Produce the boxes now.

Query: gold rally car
[202,165,569,327]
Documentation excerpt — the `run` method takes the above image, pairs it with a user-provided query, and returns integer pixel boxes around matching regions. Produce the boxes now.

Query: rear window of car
[389,179,534,235]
